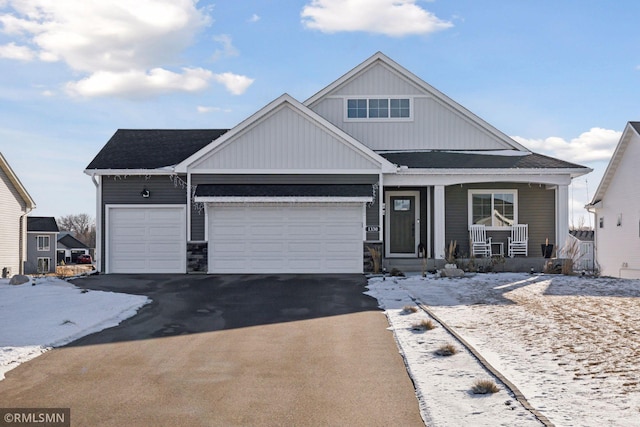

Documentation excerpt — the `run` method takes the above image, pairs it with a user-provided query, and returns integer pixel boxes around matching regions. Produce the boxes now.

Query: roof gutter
[83,168,176,176]
[393,167,592,178]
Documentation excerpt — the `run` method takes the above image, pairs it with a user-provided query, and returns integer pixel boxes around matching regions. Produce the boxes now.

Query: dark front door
[389,195,415,254]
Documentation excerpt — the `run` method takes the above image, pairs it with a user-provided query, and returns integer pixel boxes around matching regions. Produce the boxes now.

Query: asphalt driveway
[0,274,423,426]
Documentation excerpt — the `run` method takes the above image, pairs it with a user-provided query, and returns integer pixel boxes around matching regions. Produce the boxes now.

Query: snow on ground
[367,272,640,427]
[0,276,149,380]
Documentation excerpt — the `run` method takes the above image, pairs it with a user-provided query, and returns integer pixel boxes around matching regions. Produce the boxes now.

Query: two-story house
[25,216,59,274]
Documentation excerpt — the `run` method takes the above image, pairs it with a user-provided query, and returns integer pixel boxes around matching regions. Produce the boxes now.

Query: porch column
[556,184,569,256]
[433,185,446,259]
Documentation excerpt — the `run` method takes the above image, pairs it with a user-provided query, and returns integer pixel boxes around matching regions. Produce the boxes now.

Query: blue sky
[0,0,637,228]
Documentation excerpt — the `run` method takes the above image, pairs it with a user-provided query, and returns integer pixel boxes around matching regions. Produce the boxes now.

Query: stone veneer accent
[363,242,383,273]
[187,242,207,273]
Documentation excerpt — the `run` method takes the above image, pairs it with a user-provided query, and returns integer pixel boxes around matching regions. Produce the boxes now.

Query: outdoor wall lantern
[141,188,150,198]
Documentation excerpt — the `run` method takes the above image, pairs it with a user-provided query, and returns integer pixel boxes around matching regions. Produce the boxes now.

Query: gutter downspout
[90,174,102,273]
[18,207,34,275]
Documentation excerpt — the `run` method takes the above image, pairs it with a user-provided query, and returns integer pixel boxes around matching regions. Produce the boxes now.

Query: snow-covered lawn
[0,276,149,380]
[367,273,640,427]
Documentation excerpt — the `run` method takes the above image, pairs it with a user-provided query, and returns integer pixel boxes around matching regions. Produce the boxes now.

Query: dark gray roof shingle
[86,129,229,170]
[570,230,594,241]
[194,184,374,198]
[379,151,588,169]
[27,216,59,232]
[57,234,89,249]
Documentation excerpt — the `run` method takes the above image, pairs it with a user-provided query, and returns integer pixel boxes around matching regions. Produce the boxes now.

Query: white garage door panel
[108,206,186,273]
[208,203,363,273]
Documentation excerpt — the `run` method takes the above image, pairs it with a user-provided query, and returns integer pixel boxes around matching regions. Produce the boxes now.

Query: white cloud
[66,67,213,98]
[0,0,253,97]
[301,0,453,37]
[197,105,231,114]
[0,42,34,60]
[248,14,260,23]
[213,72,254,95]
[0,0,209,71]
[512,128,621,163]
[211,34,238,61]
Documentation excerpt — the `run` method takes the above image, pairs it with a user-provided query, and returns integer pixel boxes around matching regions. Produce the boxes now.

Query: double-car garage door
[208,203,364,274]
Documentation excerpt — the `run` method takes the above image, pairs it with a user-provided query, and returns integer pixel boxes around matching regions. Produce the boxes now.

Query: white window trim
[37,257,51,273]
[343,97,413,122]
[468,189,518,230]
[37,235,50,251]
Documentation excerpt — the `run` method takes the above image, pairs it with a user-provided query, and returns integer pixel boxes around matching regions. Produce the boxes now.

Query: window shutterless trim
[468,189,518,230]
[344,97,413,122]
[37,235,50,251]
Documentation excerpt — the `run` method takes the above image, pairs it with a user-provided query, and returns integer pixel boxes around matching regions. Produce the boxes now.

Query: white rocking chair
[508,224,528,257]
[469,225,492,257]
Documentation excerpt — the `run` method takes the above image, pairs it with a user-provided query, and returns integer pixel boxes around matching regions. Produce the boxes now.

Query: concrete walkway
[0,274,424,426]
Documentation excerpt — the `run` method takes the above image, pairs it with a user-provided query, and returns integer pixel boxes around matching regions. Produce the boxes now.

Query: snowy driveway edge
[366,275,545,427]
[0,276,150,380]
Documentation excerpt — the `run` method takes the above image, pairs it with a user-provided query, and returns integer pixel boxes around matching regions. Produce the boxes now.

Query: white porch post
[433,185,446,259]
[556,184,569,256]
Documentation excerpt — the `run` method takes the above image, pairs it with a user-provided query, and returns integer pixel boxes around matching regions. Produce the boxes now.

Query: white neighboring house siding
[595,128,640,278]
[0,161,31,276]
[0,168,25,275]
[308,61,514,152]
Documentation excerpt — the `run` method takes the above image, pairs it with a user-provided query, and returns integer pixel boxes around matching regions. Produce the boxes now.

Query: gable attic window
[346,98,411,120]
[468,190,517,229]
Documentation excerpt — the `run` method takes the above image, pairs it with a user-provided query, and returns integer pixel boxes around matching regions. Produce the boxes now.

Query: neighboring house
[567,230,595,272]
[0,152,36,277]
[57,232,90,264]
[26,216,59,274]
[586,121,640,278]
[85,52,591,274]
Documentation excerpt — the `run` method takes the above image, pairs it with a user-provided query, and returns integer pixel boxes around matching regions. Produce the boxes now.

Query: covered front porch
[376,181,568,254]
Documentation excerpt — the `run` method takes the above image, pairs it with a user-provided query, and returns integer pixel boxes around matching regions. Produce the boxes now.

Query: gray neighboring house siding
[25,217,59,274]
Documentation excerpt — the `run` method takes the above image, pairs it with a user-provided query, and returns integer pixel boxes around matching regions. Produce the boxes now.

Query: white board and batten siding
[595,129,640,279]
[308,61,516,152]
[106,205,186,274]
[190,105,380,172]
[208,203,364,274]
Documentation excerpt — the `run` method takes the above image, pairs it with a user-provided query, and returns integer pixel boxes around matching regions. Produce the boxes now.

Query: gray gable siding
[190,174,379,241]
[309,62,515,152]
[25,232,57,274]
[0,165,27,275]
[445,183,555,257]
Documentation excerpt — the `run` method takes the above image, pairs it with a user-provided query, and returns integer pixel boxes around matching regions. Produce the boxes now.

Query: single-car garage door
[208,203,364,273]
[107,206,186,273]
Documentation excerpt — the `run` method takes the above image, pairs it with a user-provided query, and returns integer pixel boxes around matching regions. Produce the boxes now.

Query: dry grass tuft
[471,379,500,394]
[402,305,419,314]
[434,343,458,356]
[411,319,436,331]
